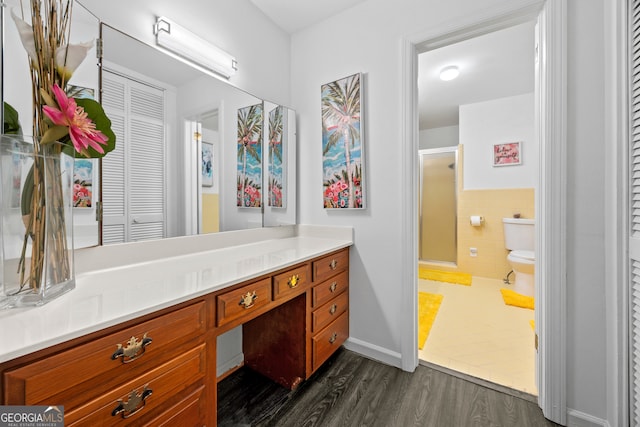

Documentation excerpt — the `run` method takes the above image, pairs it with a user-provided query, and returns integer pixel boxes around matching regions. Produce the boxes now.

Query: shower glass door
[419,148,457,263]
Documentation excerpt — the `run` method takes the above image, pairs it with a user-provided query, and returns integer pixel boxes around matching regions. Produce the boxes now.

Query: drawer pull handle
[329,332,338,344]
[111,333,153,363]
[329,304,338,315]
[329,282,337,293]
[329,259,338,270]
[239,291,258,309]
[112,384,153,419]
[287,274,300,289]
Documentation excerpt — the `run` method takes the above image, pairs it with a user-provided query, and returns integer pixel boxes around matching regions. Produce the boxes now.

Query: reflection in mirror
[2,0,100,248]
[263,102,296,227]
[99,24,296,244]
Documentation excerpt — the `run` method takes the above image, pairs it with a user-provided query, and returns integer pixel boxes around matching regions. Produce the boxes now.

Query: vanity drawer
[273,265,309,300]
[217,277,272,326]
[3,301,206,406]
[312,290,349,333]
[146,385,207,427]
[312,311,349,371]
[312,248,349,282]
[65,344,206,426]
[312,270,348,308]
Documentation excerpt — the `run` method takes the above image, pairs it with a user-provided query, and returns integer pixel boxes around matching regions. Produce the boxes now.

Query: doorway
[415,16,540,397]
[403,1,567,423]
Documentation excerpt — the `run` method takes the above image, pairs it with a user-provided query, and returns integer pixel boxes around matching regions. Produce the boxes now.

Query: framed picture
[268,105,285,208]
[73,159,95,208]
[202,142,214,187]
[321,72,365,209]
[68,85,97,207]
[493,142,522,166]
[237,103,263,208]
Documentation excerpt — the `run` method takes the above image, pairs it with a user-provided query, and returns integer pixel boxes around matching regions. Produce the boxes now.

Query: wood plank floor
[217,348,560,427]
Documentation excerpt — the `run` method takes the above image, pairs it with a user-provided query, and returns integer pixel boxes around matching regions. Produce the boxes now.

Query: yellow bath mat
[418,292,444,350]
[418,268,472,286]
[500,288,535,310]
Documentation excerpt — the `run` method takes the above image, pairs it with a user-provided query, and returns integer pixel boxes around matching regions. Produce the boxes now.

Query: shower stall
[419,147,458,264]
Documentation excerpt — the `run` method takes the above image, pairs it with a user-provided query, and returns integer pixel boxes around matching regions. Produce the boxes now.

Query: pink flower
[43,84,108,156]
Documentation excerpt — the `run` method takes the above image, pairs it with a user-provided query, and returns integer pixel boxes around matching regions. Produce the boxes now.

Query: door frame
[609,0,629,426]
[400,0,567,423]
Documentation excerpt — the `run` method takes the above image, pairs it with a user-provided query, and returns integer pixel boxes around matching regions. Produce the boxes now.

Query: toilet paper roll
[470,215,483,227]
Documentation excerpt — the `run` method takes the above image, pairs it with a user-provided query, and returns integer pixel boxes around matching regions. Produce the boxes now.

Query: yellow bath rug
[418,292,444,350]
[500,288,535,310]
[418,268,472,286]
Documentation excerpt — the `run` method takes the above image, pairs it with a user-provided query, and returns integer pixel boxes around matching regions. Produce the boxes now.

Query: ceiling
[418,21,535,130]
[249,0,367,34]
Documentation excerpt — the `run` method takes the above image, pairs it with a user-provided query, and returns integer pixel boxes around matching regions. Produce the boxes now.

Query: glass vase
[0,135,75,308]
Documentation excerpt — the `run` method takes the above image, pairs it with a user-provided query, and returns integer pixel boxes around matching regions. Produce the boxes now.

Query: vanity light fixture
[439,65,460,81]
[153,16,238,79]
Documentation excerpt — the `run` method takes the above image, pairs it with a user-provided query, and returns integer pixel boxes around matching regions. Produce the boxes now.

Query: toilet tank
[503,218,535,251]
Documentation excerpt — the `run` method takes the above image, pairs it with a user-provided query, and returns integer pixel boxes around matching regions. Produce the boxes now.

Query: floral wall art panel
[321,72,365,209]
[268,105,285,208]
[237,103,263,208]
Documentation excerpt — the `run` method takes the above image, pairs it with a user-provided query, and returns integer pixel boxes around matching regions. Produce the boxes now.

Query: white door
[101,71,166,244]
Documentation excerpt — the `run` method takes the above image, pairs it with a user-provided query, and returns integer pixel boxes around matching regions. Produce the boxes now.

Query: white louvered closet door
[630,1,640,424]
[101,71,166,244]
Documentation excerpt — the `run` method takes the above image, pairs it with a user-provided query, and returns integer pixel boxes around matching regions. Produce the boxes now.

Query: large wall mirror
[1,1,297,248]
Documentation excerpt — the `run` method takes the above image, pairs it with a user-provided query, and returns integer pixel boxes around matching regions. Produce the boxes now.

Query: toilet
[502,218,535,297]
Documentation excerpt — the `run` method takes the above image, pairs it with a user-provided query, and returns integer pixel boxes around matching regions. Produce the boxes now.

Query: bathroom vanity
[0,225,352,426]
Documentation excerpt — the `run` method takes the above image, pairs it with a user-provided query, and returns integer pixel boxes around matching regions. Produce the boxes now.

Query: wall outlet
[469,247,478,257]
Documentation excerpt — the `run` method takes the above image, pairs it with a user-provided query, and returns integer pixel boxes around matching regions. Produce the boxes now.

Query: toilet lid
[511,250,535,261]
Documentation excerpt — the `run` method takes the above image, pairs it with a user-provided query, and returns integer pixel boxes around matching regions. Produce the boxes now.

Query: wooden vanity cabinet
[0,247,350,426]
[2,299,213,426]
[310,249,350,373]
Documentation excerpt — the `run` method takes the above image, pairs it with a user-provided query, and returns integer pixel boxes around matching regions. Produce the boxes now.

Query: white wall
[419,125,459,150]
[460,93,536,190]
[291,0,607,423]
[77,0,291,106]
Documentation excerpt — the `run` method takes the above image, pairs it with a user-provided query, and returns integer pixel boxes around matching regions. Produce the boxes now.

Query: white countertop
[0,226,353,363]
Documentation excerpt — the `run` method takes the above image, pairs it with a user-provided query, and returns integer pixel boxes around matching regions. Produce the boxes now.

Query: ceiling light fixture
[153,16,237,79]
[439,65,460,81]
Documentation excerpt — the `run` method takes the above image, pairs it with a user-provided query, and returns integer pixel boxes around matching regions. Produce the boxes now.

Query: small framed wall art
[493,141,521,166]
[202,142,214,187]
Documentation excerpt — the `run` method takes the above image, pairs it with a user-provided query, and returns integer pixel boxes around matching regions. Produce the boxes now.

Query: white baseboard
[567,409,609,427]
[217,352,244,377]
[344,337,404,370]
